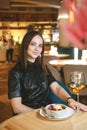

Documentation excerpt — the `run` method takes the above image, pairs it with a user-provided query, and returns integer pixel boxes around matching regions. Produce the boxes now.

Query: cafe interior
[0,0,87,129]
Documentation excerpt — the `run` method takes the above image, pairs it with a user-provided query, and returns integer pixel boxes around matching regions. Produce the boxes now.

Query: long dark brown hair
[18,29,45,71]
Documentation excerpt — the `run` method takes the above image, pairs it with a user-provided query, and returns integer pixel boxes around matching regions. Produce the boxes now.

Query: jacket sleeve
[8,69,22,99]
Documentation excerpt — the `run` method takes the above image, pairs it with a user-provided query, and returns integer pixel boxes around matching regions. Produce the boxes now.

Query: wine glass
[69,71,86,103]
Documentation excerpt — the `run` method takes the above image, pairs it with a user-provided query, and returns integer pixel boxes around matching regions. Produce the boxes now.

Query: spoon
[41,106,56,119]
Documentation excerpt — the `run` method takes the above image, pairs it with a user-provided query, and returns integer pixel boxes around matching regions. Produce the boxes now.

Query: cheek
[40,48,43,53]
[27,46,33,52]
[27,47,31,55]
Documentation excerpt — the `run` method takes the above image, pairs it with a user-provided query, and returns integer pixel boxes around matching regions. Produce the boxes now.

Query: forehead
[31,35,43,43]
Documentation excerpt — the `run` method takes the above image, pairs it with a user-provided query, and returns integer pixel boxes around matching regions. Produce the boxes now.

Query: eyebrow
[31,41,43,44]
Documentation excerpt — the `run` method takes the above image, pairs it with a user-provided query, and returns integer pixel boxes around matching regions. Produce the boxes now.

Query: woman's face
[27,35,43,62]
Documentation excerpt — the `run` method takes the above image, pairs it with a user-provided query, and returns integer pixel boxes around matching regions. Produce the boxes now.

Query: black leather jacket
[8,61,55,109]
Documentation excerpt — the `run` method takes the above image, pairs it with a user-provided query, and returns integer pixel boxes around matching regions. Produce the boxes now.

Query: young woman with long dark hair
[8,28,87,115]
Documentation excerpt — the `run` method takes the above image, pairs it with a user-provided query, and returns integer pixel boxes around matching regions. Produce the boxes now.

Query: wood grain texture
[0,110,87,130]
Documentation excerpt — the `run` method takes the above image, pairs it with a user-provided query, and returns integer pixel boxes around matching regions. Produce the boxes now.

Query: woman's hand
[68,98,87,111]
[78,102,87,111]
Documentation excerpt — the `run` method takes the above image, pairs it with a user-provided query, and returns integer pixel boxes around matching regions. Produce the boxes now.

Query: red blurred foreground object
[62,0,87,49]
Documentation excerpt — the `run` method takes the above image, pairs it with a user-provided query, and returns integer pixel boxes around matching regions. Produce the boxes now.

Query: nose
[35,45,39,51]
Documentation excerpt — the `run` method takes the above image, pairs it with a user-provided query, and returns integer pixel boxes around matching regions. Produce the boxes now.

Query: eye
[30,42,35,46]
[39,44,43,48]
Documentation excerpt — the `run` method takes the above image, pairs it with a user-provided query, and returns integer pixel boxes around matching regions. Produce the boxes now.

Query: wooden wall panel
[0,13,58,22]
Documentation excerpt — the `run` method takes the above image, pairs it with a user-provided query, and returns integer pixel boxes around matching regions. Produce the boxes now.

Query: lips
[33,51,40,56]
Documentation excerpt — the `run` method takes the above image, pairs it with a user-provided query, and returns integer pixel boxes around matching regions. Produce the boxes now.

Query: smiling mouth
[33,52,40,55]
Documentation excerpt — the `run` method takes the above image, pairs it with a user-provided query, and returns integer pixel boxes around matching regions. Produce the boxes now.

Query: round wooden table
[0,110,87,130]
[44,52,69,58]
[49,59,87,66]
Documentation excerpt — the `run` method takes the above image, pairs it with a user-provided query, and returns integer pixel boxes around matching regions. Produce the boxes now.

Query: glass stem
[77,94,79,102]
[77,94,80,111]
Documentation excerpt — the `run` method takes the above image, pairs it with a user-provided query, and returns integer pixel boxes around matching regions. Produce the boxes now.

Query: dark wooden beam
[11,0,61,8]
[0,12,58,22]
[0,0,9,9]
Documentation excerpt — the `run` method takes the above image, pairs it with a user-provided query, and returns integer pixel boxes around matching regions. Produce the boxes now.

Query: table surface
[0,110,87,130]
[44,51,69,58]
[49,59,87,66]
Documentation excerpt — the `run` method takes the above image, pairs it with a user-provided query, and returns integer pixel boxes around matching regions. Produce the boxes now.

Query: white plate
[39,106,75,120]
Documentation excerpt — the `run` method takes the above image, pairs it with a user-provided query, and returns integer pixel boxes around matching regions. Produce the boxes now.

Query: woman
[8,29,87,115]
[6,35,15,63]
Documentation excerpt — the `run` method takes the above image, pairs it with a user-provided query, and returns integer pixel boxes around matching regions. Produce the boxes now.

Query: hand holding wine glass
[69,71,86,103]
